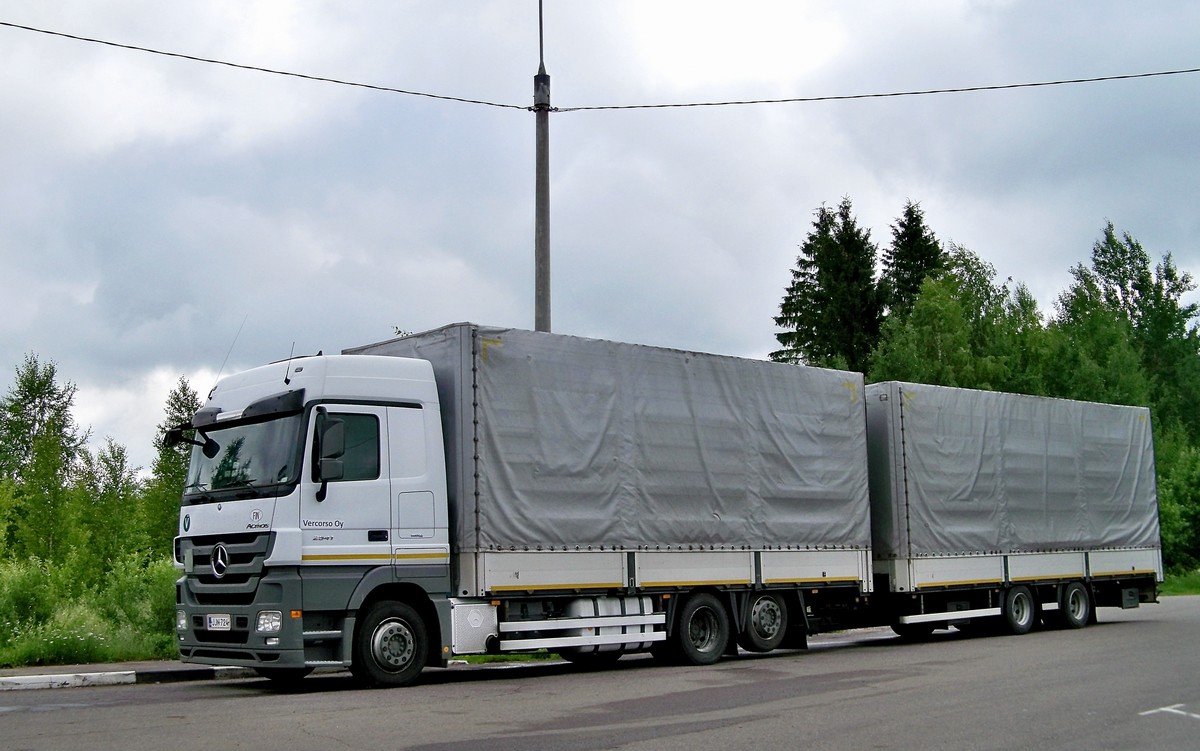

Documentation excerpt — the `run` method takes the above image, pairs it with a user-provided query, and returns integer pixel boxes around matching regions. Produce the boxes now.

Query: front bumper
[177,565,307,670]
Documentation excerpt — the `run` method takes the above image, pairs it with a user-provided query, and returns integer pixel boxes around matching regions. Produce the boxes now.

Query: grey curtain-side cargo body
[345,323,872,554]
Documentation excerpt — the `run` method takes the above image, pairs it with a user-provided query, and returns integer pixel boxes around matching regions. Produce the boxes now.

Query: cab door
[299,405,393,566]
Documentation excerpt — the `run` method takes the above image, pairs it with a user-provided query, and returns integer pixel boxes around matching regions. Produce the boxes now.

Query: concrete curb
[0,665,255,692]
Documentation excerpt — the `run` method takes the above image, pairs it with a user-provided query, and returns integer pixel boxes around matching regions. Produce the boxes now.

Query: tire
[675,593,730,666]
[738,592,788,652]
[1002,585,1036,635]
[1060,582,1091,629]
[253,666,313,686]
[352,600,428,687]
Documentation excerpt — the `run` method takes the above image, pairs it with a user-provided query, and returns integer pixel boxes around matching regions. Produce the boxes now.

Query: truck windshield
[183,413,304,502]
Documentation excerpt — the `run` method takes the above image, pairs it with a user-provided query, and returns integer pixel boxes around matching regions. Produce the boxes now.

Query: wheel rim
[750,596,783,640]
[371,617,416,672]
[1011,590,1032,627]
[1066,587,1087,621]
[687,607,721,654]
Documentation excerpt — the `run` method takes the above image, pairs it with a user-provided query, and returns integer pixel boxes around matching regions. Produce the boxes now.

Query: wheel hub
[371,618,415,671]
[750,597,782,639]
[688,609,720,653]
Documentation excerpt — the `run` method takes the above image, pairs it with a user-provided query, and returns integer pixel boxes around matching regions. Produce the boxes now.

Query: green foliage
[1066,223,1200,434]
[142,377,201,556]
[868,244,1050,393]
[1045,276,1151,406]
[0,359,196,666]
[849,218,1199,570]
[0,554,178,667]
[772,197,881,371]
[73,439,144,580]
[0,353,87,482]
[1154,431,1200,573]
[1161,570,1200,596]
[0,558,55,643]
[879,200,945,320]
[91,554,179,646]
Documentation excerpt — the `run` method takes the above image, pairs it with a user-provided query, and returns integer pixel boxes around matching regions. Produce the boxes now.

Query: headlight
[176,610,187,631]
[256,610,283,634]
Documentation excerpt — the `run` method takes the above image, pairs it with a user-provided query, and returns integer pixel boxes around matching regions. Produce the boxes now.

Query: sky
[1,1,1198,474]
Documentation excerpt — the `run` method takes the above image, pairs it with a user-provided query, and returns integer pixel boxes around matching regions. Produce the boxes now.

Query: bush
[0,554,179,667]
[0,601,116,666]
[92,553,178,633]
[0,558,55,643]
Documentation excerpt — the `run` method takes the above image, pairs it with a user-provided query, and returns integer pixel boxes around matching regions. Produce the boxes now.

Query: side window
[333,413,380,482]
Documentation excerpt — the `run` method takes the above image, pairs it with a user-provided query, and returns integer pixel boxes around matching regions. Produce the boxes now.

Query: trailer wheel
[676,593,729,665]
[352,600,428,687]
[1002,586,1036,635]
[1060,582,1091,629]
[738,592,787,652]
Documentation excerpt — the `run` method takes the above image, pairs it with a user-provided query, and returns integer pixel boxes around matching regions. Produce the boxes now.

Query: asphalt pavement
[0,628,890,692]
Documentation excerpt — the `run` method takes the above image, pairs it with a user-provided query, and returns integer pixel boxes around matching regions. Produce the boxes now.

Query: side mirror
[201,436,221,459]
[318,457,345,482]
[166,423,221,458]
[313,411,345,501]
[319,419,345,463]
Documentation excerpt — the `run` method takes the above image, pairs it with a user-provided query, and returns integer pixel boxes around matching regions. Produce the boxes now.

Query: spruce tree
[771,205,835,364]
[879,200,944,320]
[772,197,881,372]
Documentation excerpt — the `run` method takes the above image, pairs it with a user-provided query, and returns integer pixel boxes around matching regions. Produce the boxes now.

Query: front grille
[179,532,272,606]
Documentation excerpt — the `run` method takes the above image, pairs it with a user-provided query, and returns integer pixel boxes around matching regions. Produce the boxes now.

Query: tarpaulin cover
[866,381,1161,557]
[347,324,871,552]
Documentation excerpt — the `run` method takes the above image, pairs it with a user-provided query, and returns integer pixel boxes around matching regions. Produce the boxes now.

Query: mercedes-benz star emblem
[211,543,230,579]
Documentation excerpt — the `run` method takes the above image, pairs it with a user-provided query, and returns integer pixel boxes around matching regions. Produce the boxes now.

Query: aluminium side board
[346,323,873,596]
[865,381,1163,593]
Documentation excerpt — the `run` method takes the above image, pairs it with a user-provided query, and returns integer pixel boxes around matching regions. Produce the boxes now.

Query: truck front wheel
[352,600,428,687]
[676,593,729,665]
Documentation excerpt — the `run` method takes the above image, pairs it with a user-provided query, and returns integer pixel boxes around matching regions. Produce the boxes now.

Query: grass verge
[1161,571,1200,596]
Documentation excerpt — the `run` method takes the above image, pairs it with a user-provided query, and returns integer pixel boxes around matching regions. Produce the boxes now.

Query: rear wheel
[676,593,729,665]
[352,600,428,687]
[738,592,788,652]
[1002,585,1035,635]
[1060,582,1091,629]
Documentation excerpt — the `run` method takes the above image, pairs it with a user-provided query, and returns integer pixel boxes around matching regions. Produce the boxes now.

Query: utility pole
[533,0,551,332]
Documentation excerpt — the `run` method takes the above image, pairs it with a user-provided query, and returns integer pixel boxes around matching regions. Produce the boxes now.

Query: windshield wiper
[219,478,260,488]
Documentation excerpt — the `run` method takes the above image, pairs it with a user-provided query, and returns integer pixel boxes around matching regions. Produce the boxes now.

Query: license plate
[207,614,232,631]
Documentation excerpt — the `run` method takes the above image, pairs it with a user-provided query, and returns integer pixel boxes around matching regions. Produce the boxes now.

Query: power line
[0,20,527,111]
[4,19,1199,114]
[556,67,1200,112]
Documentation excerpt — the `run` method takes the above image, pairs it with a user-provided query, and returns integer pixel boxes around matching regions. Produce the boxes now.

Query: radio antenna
[283,341,296,385]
